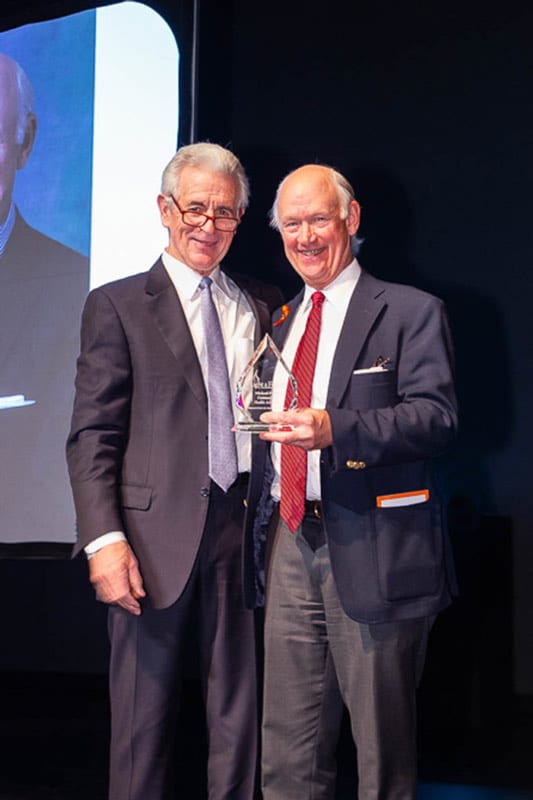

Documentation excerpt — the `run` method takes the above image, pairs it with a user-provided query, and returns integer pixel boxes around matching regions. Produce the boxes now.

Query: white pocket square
[353,366,392,374]
[354,357,393,375]
[0,394,36,410]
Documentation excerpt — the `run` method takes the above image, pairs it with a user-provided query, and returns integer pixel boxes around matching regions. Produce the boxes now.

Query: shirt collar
[0,203,16,257]
[301,258,361,309]
[161,249,227,300]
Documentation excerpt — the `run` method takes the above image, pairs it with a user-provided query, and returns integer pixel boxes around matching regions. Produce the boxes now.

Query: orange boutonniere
[273,304,290,327]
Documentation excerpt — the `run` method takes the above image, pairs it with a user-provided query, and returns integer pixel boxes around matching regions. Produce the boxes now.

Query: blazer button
[346,459,366,470]
[200,487,210,497]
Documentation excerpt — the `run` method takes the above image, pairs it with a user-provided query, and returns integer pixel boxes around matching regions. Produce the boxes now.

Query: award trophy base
[233,421,270,433]
[232,421,294,433]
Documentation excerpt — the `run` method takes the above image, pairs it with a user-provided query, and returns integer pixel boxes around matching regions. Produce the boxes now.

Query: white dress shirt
[270,259,361,502]
[0,202,16,257]
[162,250,256,467]
[85,251,256,556]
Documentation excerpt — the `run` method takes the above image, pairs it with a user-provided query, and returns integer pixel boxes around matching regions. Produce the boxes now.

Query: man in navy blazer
[243,164,458,799]
[67,143,274,800]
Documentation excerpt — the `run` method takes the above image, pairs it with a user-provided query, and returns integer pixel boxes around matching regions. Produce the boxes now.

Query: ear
[157,193,172,227]
[233,207,245,235]
[16,114,37,170]
[346,199,361,236]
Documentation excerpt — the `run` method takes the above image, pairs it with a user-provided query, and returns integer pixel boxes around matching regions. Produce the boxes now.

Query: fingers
[127,555,146,601]
[259,410,312,446]
[260,408,310,439]
[115,594,143,615]
[88,541,145,615]
[259,408,332,450]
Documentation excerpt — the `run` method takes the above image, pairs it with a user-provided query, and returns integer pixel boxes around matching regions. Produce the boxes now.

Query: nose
[199,215,216,232]
[297,220,316,243]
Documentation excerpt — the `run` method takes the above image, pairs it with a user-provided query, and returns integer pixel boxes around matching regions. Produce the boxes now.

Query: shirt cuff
[84,531,126,559]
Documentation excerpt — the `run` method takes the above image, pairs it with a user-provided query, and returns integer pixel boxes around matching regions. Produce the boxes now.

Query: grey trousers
[262,515,431,800]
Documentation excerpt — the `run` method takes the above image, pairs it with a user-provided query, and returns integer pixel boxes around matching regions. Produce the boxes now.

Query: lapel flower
[273,304,290,327]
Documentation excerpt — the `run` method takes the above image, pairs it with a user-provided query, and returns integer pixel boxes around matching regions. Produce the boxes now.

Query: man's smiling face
[277,165,360,290]
[158,165,241,275]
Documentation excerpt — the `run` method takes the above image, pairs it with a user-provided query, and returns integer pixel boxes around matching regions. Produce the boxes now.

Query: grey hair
[161,142,250,211]
[12,59,35,145]
[269,164,363,255]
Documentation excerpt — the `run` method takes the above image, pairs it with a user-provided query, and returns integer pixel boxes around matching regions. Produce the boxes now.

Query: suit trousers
[262,514,431,800]
[107,480,258,800]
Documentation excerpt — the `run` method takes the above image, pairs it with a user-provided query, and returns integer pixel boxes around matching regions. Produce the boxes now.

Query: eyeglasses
[170,195,241,232]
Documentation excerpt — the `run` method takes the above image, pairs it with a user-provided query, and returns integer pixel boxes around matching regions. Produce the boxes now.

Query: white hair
[12,59,35,144]
[161,142,250,210]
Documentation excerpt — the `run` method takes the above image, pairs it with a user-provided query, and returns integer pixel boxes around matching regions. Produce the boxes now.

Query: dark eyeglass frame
[170,194,241,232]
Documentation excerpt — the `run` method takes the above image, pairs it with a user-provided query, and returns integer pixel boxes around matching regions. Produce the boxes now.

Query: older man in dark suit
[244,164,458,799]
[0,52,88,543]
[67,143,274,800]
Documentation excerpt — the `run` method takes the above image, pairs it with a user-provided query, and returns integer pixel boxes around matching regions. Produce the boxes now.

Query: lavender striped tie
[199,276,238,491]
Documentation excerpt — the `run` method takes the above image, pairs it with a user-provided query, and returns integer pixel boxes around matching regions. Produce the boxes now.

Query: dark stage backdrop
[1,0,532,700]
[223,0,533,697]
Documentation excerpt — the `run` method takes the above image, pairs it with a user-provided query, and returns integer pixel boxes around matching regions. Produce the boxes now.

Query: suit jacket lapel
[144,259,207,408]
[328,270,386,405]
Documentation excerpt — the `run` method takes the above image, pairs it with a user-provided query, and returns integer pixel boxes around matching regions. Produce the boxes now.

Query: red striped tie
[280,291,325,532]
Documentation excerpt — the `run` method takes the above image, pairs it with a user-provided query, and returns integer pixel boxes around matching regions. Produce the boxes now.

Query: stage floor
[1,671,532,800]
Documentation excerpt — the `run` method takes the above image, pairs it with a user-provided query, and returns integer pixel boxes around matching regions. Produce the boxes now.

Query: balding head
[270,164,361,290]
[0,53,37,223]
[270,164,357,231]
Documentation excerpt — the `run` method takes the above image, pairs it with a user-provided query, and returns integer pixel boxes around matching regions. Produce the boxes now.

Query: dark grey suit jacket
[244,269,458,623]
[66,258,271,609]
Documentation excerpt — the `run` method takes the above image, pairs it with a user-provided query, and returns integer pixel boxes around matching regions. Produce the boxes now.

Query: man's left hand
[259,408,332,450]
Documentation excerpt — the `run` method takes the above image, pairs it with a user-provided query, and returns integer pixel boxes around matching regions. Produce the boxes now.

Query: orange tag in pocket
[376,490,430,508]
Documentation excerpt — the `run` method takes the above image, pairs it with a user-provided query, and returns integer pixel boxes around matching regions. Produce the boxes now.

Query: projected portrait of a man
[0,52,89,544]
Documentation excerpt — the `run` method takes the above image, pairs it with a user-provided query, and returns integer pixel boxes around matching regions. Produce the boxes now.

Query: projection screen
[0,1,179,544]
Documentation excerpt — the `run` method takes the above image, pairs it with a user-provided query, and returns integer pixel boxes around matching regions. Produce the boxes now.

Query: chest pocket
[345,369,398,411]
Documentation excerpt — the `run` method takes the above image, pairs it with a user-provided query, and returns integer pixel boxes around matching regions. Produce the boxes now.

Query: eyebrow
[185,200,236,214]
[281,210,333,221]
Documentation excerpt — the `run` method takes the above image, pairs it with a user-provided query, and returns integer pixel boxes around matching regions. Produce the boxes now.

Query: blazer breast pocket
[346,369,398,411]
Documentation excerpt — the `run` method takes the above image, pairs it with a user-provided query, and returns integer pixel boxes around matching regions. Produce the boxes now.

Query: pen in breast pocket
[373,356,393,370]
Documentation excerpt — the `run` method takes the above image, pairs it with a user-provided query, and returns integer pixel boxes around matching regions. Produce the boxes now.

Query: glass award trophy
[233,334,298,433]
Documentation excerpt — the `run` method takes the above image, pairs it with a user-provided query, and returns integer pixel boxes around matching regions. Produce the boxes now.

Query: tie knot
[311,291,325,309]
[199,276,213,291]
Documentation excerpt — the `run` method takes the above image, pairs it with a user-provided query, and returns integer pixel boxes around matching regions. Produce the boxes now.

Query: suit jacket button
[200,487,210,497]
[346,459,366,470]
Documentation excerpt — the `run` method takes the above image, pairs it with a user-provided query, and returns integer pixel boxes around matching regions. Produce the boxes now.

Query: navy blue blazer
[243,269,458,623]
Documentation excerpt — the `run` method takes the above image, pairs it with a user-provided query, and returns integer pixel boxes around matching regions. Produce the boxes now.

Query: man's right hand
[88,541,146,615]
